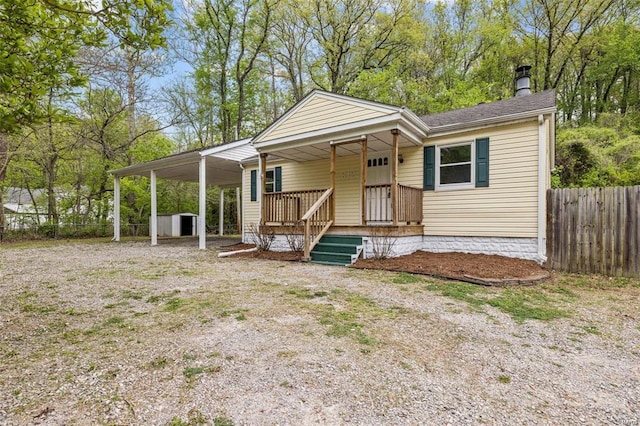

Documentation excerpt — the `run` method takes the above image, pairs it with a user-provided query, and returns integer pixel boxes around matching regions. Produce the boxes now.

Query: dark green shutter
[475,137,489,187]
[250,170,257,201]
[275,166,282,192]
[423,146,435,191]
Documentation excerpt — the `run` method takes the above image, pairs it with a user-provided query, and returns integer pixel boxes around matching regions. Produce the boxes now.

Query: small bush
[370,227,397,259]
[284,221,304,252]
[247,223,275,251]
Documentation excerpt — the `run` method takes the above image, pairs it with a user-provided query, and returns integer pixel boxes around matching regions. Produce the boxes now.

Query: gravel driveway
[1,240,639,425]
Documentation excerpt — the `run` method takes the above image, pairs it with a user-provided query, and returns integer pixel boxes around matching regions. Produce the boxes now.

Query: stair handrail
[301,187,334,260]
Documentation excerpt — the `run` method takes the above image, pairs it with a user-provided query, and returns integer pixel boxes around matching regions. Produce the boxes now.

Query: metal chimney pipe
[515,65,532,97]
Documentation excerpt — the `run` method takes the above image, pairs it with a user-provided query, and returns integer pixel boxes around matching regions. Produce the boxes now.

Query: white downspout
[239,163,246,243]
[113,175,120,241]
[536,114,547,264]
[150,170,157,246]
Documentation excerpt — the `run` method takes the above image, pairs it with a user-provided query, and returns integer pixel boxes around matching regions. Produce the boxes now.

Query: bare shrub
[370,227,397,259]
[247,223,275,251]
[284,221,304,252]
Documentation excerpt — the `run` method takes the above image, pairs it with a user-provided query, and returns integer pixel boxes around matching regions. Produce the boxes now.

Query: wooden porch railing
[365,184,422,224]
[397,184,423,224]
[301,188,334,260]
[263,189,327,224]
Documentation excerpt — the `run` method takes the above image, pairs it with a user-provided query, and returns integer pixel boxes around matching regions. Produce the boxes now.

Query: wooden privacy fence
[546,186,640,277]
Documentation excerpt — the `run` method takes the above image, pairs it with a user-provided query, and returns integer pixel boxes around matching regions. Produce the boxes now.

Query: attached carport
[109,138,257,249]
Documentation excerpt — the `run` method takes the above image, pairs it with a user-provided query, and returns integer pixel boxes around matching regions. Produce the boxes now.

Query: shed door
[180,215,193,236]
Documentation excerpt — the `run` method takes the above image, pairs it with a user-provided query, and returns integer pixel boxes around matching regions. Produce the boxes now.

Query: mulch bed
[220,243,549,285]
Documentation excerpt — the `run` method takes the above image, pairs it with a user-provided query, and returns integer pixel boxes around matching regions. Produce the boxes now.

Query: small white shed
[152,213,198,237]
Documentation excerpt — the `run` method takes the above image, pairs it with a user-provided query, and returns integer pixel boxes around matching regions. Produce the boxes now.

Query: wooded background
[1,0,639,237]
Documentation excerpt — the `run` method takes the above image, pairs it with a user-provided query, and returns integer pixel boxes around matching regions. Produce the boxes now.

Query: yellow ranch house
[110,71,556,265]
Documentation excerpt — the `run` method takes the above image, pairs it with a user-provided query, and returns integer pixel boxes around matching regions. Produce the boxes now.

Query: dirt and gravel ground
[1,238,639,425]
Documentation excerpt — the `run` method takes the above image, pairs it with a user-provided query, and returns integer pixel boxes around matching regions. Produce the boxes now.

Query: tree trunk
[0,132,9,241]
[126,48,137,147]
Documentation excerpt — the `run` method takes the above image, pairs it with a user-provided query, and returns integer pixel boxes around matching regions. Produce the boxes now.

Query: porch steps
[310,235,364,266]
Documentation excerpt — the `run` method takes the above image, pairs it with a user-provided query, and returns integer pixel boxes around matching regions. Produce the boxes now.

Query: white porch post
[219,189,224,236]
[150,170,157,246]
[236,186,241,235]
[199,156,207,250]
[113,175,121,241]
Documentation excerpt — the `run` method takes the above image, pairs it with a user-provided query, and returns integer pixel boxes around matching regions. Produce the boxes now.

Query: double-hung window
[250,166,282,201]
[265,169,275,193]
[423,137,489,191]
[436,142,474,190]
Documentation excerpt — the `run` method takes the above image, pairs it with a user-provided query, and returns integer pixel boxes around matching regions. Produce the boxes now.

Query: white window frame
[435,141,475,191]
[265,168,275,193]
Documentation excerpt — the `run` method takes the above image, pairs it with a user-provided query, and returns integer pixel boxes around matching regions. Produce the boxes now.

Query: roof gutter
[108,151,201,177]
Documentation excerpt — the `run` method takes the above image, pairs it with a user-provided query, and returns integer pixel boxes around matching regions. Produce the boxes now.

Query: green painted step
[318,235,363,246]
[310,235,364,266]
[310,251,354,265]
[313,242,359,254]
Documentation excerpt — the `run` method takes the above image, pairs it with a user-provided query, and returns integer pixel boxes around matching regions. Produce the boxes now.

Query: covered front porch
[255,129,425,260]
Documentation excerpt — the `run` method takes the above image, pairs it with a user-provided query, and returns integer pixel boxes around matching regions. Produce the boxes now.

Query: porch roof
[108,138,256,186]
[251,90,429,162]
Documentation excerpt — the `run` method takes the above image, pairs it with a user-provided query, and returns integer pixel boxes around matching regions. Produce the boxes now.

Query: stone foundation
[244,232,541,262]
[422,236,539,261]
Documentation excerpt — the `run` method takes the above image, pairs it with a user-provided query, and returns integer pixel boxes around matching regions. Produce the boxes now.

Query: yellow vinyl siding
[334,155,361,225]
[243,168,260,228]
[280,159,329,191]
[397,146,423,188]
[422,121,540,238]
[261,97,389,141]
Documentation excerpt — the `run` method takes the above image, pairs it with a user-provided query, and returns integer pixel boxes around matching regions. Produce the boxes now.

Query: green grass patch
[147,356,170,369]
[582,325,601,335]
[164,297,188,312]
[220,308,248,320]
[424,281,488,307]
[285,288,329,299]
[121,289,145,300]
[183,365,221,380]
[498,375,511,384]
[424,282,569,323]
[558,274,640,289]
[487,290,568,323]
[146,289,180,304]
[319,308,377,345]
[105,316,125,326]
[213,417,234,426]
[21,303,57,314]
[284,287,408,347]
[391,272,426,285]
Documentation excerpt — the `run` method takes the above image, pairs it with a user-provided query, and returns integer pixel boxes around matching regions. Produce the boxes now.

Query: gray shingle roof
[420,89,556,130]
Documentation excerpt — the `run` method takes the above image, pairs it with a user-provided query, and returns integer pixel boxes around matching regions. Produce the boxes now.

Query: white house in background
[110,69,556,264]
[3,187,48,230]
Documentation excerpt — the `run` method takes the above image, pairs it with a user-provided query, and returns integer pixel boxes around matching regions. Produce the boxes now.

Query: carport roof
[108,138,257,186]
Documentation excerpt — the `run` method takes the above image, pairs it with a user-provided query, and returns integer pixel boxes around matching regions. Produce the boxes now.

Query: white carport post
[198,156,207,250]
[150,170,158,246]
[219,189,224,236]
[113,175,121,241]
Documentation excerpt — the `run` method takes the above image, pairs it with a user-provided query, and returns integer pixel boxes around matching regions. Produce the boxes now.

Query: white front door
[366,151,391,223]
